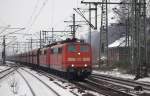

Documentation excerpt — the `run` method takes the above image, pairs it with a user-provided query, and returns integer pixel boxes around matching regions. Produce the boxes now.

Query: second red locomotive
[7,38,92,80]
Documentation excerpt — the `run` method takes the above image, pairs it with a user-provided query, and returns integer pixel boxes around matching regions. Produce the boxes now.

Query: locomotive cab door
[37,48,40,67]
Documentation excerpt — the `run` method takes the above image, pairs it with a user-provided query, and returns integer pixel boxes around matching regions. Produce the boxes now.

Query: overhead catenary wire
[0,25,11,35]
[26,0,40,27]
[2,28,25,36]
[5,38,17,46]
[51,0,55,27]
[25,0,49,36]
[74,8,95,29]
[29,0,49,28]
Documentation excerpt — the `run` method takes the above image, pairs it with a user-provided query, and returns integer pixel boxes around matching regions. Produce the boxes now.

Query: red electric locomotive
[7,38,92,80]
[49,39,92,79]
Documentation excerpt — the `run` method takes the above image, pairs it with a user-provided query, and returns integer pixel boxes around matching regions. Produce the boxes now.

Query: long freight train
[7,38,92,79]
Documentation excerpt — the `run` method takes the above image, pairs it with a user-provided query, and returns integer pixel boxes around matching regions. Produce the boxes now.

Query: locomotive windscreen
[80,45,89,52]
[68,44,76,52]
[68,44,89,52]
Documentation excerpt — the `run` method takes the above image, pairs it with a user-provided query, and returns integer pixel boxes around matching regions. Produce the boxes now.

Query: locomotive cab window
[58,47,62,54]
[44,50,47,54]
[80,45,89,52]
[42,50,45,55]
[53,48,58,54]
[39,50,42,55]
[68,44,76,52]
[51,49,54,54]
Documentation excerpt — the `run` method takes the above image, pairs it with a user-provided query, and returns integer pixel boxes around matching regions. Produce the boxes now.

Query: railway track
[92,74,150,90]
[0,67,17,80]
[25,67,101,96]
[19,68,61,96]
[16,70,36,96]
[0,67,11,73]
[90,73,150,95]
[74,79,133,96]
[32,68,132,96]
[25,68,80,96]
[20,66,150,96]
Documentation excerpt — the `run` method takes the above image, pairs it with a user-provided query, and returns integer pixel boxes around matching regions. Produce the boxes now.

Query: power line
[0,25,11,35]
[29,0,49,28]
[25,0,49,35]
[1,28,25,36]
[26,0,40,27]
[51,0,55,27]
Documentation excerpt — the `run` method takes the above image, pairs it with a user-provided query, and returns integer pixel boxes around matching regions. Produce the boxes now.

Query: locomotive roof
[12,38,87,56]
[45,38,85,47]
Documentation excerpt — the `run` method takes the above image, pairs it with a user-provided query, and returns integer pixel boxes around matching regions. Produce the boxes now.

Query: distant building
[89,23,126,64]
[108,37,130,64]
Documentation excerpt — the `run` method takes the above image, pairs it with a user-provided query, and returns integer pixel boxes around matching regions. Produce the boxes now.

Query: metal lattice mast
[130,0,147,79]
[2,36,6,64]
[139,0,147,77]
[99,0,108,65]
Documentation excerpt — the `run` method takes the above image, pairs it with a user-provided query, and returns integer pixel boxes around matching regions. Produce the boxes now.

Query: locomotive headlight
[77,52,80,55]
[84,64,87,67]
[71,64,74,67]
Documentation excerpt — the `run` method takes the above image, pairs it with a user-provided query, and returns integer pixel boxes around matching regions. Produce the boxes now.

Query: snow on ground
[0,71,32,96]
[0,61,17,72]
[0,68,78,96]
[93,69,135,80]
[18,69,58,96]
[53,79,102,96]
[0,65,10,72]
[24,68,102,96]
[0,65,102,96]
[5,61,17,67]
[93,69,150,84]
[5,61,16,64]
[22,68,75,96]
[137,77,150,83]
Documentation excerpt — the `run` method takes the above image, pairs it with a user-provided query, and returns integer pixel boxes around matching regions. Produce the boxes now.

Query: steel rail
[92,74,150,91]
[20,68,61,96]
[16,70,36,96]
[23,67,132,96]
[31,69,79,96]
[73,81,112,96]
[74,79,133,96]
[0,67,16,79]
[0,67,11,73]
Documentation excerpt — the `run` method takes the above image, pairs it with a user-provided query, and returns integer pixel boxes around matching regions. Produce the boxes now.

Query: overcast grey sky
[0,0,120,38]
[0,0,81,38]
[0,0,120,54]
[0,0,82,54]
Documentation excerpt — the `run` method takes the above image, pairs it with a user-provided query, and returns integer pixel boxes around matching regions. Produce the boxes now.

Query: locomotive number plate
[76,58,82,61]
